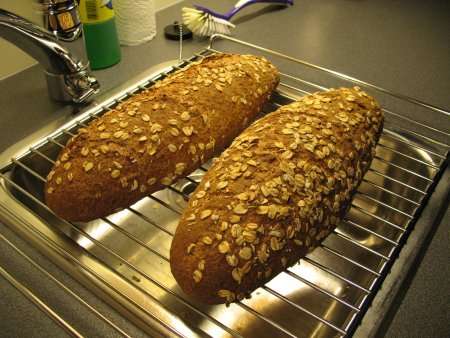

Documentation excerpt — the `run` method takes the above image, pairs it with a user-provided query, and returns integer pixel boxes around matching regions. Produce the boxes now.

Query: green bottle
[79,0,121,69]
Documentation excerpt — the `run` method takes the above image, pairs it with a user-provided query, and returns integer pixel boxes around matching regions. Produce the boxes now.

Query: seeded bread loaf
[170,87,384,304]
[45,53,280,222]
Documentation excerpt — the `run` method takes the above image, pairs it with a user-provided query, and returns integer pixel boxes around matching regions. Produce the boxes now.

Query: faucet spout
[0,2,99,103]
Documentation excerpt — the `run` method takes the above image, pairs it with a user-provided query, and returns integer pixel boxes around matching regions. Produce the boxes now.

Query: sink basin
[1,36,449,337]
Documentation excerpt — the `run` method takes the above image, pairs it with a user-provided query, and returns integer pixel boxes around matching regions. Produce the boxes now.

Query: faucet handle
[45,65,100,104]
[73,72,100,104]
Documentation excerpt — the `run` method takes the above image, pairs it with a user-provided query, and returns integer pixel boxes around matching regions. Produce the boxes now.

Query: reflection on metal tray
[0,35,449,337]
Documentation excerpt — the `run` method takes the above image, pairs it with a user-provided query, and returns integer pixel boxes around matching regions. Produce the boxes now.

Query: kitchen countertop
[1,0,449,337]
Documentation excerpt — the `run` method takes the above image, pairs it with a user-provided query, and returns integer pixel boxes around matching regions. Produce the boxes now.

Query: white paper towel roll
[114,0,156,46]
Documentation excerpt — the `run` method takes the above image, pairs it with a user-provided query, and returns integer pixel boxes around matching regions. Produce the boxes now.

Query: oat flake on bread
[170,86,384,304]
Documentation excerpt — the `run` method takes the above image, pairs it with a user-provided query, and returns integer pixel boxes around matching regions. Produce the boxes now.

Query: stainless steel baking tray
[1,35,449,337]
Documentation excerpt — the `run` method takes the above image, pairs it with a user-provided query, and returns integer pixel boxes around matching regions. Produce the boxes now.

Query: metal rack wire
[0,36,448,337]
[0,231,134,337]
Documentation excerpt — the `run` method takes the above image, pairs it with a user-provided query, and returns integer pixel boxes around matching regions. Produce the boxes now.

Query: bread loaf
[44,53,280,221]
[170,87,384,304]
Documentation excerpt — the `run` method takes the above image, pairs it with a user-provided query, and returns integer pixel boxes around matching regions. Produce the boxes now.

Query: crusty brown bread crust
[44,53,280,222]
[170,87,384,304]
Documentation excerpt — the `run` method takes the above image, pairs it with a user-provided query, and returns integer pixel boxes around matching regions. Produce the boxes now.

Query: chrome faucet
[0,0,99,103]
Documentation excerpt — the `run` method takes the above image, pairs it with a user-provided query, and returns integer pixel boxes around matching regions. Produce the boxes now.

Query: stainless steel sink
[1,36,449,337]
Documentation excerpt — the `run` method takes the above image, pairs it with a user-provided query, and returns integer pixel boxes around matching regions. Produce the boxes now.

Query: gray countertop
[1,0,449,336]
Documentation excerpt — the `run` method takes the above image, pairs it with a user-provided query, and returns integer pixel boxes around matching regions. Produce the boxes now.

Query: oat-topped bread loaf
[170,87,384,304]
[45,53,280,222]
